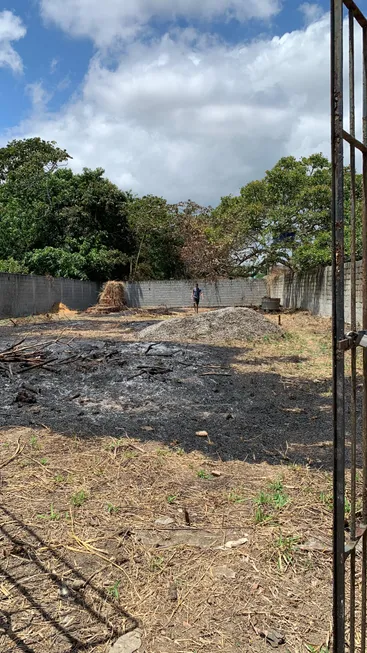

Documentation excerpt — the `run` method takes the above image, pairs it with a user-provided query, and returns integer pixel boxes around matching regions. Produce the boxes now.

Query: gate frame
[331,2,367,652]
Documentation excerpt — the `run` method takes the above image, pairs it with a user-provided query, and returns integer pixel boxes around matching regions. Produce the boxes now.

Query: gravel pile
[138,307,281,343]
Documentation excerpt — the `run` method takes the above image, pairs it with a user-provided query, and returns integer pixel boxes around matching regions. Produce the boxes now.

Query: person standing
[192,283,203,313]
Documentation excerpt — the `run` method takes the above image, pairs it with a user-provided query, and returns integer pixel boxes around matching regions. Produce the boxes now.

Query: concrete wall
[268,262,362,323]
[124,278,267,308]
[0,273,100,319]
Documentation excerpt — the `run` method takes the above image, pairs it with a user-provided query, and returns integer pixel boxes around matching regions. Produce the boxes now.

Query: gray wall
[0,273,100,319]
[268,262,361,324]
[124,278,267,308]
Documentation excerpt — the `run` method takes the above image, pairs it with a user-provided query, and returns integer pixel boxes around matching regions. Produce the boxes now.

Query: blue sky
[0,1,361,203]
[0,1,93,129]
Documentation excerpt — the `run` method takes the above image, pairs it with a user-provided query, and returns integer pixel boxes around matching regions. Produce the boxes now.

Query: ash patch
[0,325,333,466]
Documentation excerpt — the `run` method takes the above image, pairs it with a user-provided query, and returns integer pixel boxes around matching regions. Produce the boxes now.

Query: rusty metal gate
[331,1,367,651]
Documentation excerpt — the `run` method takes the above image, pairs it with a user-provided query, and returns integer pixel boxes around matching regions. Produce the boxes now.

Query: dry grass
[233,312,333,381]
[50,302,77,317]
[0,425,339,653]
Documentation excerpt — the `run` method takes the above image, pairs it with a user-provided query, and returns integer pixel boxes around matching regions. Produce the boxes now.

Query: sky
[0,0,364,205]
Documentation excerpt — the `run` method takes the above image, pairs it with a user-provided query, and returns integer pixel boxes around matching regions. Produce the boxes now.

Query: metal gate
[331,1,367,651]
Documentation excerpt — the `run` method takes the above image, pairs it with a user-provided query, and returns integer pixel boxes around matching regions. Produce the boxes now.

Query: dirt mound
[139,307,281,343]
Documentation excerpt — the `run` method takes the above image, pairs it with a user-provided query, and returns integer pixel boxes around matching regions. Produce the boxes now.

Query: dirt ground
[0,309,360,652]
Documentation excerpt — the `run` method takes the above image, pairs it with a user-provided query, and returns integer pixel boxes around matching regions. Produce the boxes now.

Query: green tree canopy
[0,138,360,281]
[213,153,362,275]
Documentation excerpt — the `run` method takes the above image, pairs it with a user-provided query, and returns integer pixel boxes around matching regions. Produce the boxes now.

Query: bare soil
[0,309,360,652]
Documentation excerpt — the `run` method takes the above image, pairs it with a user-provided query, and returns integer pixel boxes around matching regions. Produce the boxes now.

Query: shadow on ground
[0,505,138,653]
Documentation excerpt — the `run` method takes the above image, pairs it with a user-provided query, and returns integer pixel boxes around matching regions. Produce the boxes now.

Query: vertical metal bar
[349,9,357,653]
[331,2,345,652]
[361,24,367,653]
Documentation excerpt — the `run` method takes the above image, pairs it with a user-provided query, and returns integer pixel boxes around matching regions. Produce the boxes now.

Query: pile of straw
[89,281,126,314]
[50,302,76,316]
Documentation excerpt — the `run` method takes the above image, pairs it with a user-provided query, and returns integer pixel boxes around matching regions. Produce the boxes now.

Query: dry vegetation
[0,309,359,652]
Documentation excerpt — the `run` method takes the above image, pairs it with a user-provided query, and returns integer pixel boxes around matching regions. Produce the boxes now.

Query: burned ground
[0,312,335,468]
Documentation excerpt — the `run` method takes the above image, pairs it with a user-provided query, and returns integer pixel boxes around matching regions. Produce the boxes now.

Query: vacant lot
[0,310,359,652]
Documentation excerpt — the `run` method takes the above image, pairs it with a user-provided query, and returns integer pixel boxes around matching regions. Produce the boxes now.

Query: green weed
[166,494,178,504]
[37,504,60,521]
[72,490,87,507]
[40,457,48,466]
[108,580,121,600]
[269,480,288,509]
[105,439,121,451]
[123,450,137,460]
[254,479,289,524]
[156,448,170,457]
[228,489,247,504]
[30,436,39,449]
[319,491,333,511]
[54,474,68,484]
[320,492,361,517]
[275,533,299,572]
[197,469,213,480]
[106,503,120,515]
[150,556,165,571]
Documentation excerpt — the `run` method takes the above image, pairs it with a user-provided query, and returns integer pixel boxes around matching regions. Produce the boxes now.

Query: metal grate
[331,1,367,651]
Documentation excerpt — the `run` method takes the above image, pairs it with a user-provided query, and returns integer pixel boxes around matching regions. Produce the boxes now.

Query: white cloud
[299,3,323,25]
[50,57,59,74]
[7,14,345,205]
[26,82,52,113]
[0,10,26,73]
[39,0,282,46]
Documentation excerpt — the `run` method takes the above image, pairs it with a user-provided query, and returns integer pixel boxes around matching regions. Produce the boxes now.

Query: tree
[174,200,233,279]
[0,138,359,282]
[0,138,72,260]
[126,195,184,279]
[0,137,70,183]
[213,153,360,274]
[0,139,134,281]
[0,258,29,274]
[25,247,87,280]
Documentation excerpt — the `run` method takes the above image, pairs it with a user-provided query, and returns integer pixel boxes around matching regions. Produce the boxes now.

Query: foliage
[126,195,184,280]
[0,137,70,183]
[0,138,361,281]
[0,258,29,274]
[25,247,87,280]
[214,154,363,274]
[0,139,133,281]
[214,154,329,274]
[174,200,234,279]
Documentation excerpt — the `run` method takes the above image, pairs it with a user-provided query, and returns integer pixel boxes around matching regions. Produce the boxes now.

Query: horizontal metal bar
[343,129,367,154]
[338,338,354,351]
[343,0,367,28]
[339,330,367,350]
[345,524,367,558]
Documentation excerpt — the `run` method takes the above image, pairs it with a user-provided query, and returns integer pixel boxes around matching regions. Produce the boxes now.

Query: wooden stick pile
[0,339,67,375]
